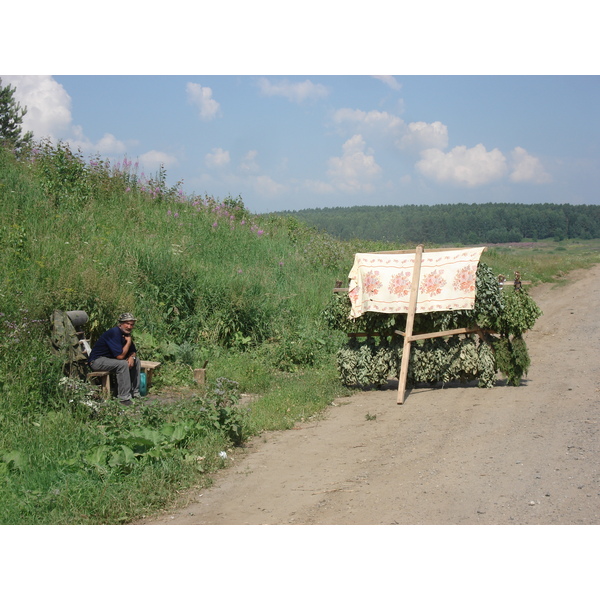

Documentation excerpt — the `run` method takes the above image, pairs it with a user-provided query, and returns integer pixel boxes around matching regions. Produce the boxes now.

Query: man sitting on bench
[88,313,141,405]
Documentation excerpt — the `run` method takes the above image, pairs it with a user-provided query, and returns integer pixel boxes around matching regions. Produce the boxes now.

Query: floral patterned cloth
[348,247,486,318]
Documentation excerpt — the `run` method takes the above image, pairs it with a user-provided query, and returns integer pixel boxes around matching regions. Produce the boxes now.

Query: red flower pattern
[419,269,446,296]
[388,271,412,297]
[363,270,383,295]
[453,265,477,293]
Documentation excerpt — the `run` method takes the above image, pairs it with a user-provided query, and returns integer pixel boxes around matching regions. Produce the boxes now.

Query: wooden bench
[86,360,162,395]
[86,370,111,394]
[140,360,161,389]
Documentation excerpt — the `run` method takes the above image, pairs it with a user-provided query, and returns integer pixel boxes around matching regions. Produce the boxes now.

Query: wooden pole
[397,245,424,404]
[194,368,206,386]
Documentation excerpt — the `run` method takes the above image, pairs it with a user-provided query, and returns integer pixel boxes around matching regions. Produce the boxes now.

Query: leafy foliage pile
[324,263,542,388]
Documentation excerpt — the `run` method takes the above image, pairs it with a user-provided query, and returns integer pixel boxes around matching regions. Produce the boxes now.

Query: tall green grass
[0,142,354,523]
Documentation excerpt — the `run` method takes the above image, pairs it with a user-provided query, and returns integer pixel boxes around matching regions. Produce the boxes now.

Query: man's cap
[118,312,137,322]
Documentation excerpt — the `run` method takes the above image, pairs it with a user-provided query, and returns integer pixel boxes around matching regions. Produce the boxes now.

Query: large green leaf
[160,423,189,444]
[108,445,136,467]
[116,428,163,452]
[84,445,111,468]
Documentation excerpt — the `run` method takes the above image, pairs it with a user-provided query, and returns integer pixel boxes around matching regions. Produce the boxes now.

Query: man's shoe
[119,399,133,406]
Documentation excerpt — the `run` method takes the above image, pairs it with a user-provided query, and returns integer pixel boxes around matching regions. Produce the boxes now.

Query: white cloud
[95,133,127,154]
[205,147,230,168]
[327,134,382,193]
[62,127,130,156]
[186,82,221,120]
[332,108,404,135]
[372,75,402,91]
[416,143,508,187]
[509,146,552,183]
[303,179,335,194]
[332,108,448,156]
[240,149,259,173]
[251,174,286,196]
[138,150,178,171]
[2,75,135,158]
[397,121,448,153]
[258,77,329,103]
[2,75,72,138]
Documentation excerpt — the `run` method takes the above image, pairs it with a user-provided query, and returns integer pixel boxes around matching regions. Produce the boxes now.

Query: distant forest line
[276,203,600,245]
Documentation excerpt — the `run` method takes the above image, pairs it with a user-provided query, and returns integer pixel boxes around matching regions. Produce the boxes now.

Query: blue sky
[3,3,599,215]
[4,75,599,214]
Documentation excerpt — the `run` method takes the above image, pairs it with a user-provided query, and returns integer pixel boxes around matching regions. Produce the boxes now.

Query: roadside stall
[327,245,541,404]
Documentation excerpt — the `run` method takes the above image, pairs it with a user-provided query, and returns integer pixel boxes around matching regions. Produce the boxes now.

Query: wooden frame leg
[100,373,110,395]
[87,371,111,396]
[397,245,424,404]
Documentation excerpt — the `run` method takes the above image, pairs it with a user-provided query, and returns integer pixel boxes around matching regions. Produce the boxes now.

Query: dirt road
[141,265,600,525]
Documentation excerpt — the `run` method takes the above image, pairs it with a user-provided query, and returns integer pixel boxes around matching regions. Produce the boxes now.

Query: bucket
[139,372,147,397]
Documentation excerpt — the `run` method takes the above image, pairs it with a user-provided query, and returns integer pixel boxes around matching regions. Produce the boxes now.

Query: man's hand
[127,355,136,368]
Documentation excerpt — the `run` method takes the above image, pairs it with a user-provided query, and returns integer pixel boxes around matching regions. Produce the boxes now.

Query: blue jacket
[88,326,137,363]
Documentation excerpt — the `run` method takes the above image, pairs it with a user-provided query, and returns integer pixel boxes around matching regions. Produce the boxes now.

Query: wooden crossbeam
[395,327,481,342]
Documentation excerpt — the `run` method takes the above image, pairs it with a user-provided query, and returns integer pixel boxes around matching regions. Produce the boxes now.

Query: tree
[0,78,33,152]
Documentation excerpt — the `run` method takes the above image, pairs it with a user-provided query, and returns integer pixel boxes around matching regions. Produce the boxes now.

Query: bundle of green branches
[323,263,542,388]
[336,334,498,389]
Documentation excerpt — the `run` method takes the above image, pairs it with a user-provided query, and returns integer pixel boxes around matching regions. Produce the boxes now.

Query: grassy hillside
[1,142,599,524]
[0,143,356,523]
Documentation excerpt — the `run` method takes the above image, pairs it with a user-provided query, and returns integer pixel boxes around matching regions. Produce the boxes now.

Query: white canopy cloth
[348,247,486,319]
